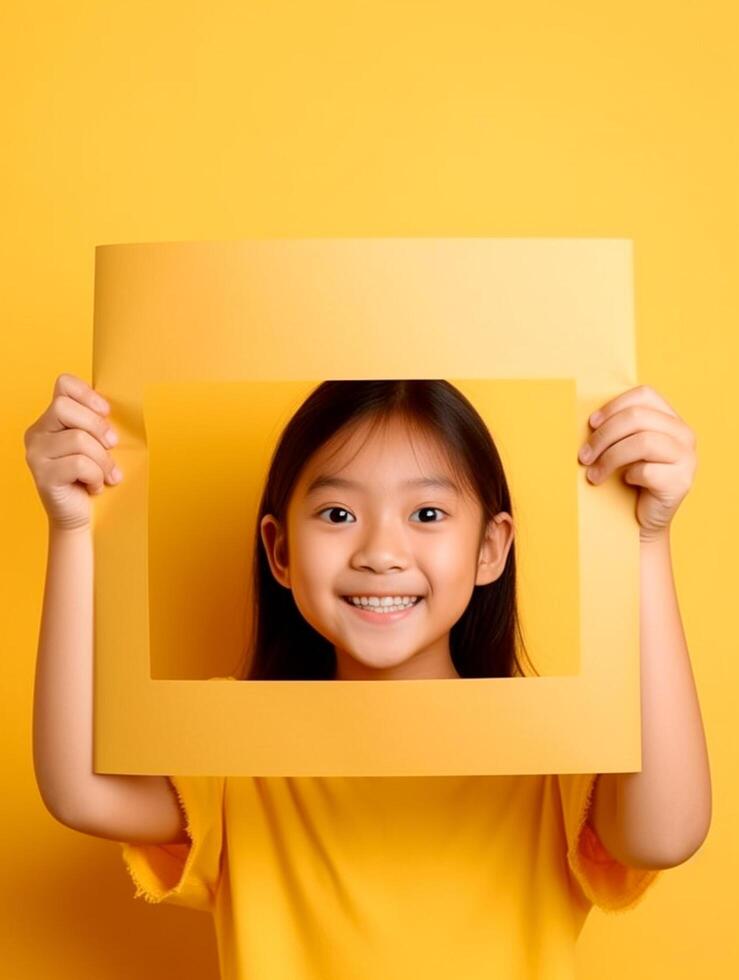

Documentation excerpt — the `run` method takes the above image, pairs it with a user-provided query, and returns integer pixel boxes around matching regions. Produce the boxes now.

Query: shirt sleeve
[119,773,226,913]
[557,772,662,914]
[118,675,236,913]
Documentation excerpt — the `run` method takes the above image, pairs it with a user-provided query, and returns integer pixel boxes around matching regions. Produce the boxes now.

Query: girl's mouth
[340,596,424,624]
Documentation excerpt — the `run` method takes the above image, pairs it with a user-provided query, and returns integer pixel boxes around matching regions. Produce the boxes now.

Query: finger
[24,373,109,452]
[586,431,682,483]
[580,405,692,466]
[624,459,696,498]
[38,427,121,485]
[41,392,118,452]
[590,384,682,429]
[623,461,675,492]
[49,453,108,495]
[53,372,110,415]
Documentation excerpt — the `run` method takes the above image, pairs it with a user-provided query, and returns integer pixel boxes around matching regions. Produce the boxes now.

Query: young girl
[27,374,710,980]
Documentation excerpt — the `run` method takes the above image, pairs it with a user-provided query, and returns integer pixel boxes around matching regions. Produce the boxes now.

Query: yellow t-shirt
[120,765,662,980]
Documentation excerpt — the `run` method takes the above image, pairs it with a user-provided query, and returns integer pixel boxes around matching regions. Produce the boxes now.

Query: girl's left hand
[578,384,699,543]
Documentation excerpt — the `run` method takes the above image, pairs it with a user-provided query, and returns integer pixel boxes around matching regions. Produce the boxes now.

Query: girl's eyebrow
[304,474,460,496]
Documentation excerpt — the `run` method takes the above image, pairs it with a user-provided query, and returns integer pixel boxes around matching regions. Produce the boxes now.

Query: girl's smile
[340,594,424,624]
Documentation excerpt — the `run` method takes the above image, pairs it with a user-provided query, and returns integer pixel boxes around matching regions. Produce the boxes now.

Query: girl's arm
[590,531,711,869]
[579,385,711,870]
[33,523,189,845]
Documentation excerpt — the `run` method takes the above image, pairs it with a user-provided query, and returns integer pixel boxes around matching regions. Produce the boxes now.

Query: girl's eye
[318,507,356,524]
[317,506,447,525]
[410,507,447,523]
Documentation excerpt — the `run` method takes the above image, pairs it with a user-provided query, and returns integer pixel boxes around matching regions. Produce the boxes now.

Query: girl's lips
[341,597,424,624]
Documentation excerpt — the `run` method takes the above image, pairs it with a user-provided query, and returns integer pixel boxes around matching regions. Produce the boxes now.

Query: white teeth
[345,595,420,611]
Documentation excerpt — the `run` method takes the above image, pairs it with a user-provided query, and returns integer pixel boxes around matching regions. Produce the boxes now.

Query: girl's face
[260,416,515,680]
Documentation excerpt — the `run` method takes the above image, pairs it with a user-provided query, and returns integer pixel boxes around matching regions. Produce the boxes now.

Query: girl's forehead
[302,420,453,485]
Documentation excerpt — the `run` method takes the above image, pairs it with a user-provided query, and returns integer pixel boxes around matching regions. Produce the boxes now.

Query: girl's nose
[355,558,407,574]
[350,519,414,573]
[351,543,411,574]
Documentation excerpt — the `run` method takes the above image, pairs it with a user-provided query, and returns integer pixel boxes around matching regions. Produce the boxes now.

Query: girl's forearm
[33,523,150,825]
[600,531,712,866]
[33,523,109,822]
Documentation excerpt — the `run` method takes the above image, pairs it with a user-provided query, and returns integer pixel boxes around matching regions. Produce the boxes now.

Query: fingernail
[111,466,123,483]
[94,396,110,413]
[590,411,603,426]
[579,444,593,463]
[104,429,118,447]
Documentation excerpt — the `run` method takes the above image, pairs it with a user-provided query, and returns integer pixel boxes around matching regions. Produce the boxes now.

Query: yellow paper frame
[92,237,640,776]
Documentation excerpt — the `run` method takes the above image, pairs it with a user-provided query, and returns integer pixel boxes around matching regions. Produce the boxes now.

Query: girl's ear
[260,514,291,589]
[475,513,515,587]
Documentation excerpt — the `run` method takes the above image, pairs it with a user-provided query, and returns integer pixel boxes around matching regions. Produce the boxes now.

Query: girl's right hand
[23,372,123,532]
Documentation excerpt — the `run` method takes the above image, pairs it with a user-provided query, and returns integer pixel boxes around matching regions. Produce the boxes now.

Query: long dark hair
[235,380,538,680]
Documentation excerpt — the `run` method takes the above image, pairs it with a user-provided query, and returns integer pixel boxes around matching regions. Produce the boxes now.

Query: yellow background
[2,0,735,977]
